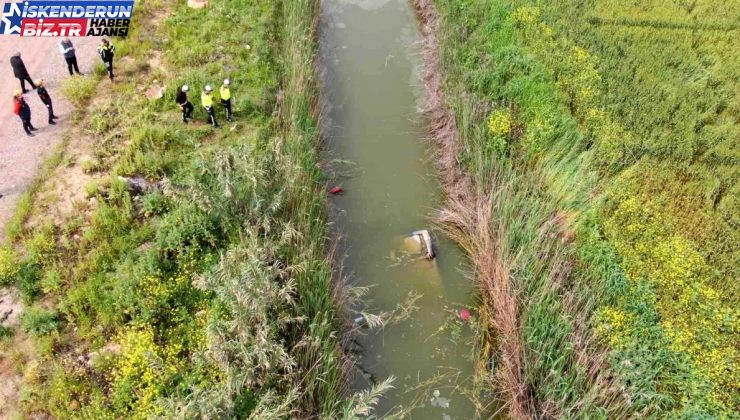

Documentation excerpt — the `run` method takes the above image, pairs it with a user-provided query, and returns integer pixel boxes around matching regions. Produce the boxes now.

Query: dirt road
[0,36,99,241]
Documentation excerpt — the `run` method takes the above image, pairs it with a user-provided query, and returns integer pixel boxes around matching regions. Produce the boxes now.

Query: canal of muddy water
[320,0,478,418]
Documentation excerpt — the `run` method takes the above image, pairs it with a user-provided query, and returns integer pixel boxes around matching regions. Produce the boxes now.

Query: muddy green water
[320,1,477,417]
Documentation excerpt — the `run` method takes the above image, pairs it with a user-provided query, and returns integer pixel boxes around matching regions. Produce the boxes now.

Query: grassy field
[430,0,738,417]
[0,0,374,417]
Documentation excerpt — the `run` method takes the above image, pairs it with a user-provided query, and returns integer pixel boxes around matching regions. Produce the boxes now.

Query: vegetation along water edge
[416,0,738,418]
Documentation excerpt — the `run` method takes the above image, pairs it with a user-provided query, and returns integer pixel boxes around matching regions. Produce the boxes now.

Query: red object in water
[329,186,343,194]
[459,308,471,321]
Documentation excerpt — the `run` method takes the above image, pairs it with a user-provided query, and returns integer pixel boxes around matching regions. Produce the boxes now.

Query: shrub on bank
[21,307,60,336]
[61,75,99,108]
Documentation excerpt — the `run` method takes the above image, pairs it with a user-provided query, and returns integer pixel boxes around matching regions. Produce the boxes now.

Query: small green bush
[80,158,103,174]
[233,391,257,418]
[5,192,33,242]
[88,113,117,136]
[84,179,105,198]
[17,262,41,302]
[92,63,108,79]
[21,307,60,336]
[61,76,98,108]
[26,224,57,263]
[40,269,62,295]
[0,325,14,340]
[140,191,168,218]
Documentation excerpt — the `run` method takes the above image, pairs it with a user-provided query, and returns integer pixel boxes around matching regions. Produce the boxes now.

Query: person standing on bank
[59,37,82,76]
[97,39,115,80]
[36,80,58,125]
[10,52,36,93]
[13,91,36,136]
[176,85,194,123]
[201,85,219,128]
[220,78,233,122]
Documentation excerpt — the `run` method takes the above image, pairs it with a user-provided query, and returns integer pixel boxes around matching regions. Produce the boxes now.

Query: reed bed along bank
[413,1,528,417]
[416,0,738,418]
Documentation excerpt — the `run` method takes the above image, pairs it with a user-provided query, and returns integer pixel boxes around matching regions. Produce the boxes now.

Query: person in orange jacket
[13,90,36,136]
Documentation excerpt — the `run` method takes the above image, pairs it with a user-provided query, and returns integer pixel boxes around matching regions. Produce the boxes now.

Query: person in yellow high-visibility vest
[201,85,219,128]
[220,78,233,122]
[97,39,115,80]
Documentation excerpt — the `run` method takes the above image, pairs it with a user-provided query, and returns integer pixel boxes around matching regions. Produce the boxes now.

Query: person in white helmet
[176,84,194,123]
[201,85,218,127]
[220,78,233,122]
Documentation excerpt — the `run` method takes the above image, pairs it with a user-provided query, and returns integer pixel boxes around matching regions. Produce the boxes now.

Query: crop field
[432,0,738,417]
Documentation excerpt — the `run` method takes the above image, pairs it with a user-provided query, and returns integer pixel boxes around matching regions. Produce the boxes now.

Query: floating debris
[459,308,471,321]
[353,315,367,327]
[388,232,443,284]
[397,230,434,261]
[430,389,450,408]
[329,185,343,194]
[413,230,435,259]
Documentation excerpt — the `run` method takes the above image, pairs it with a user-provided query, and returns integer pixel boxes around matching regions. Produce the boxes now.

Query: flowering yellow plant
[594,306,632,349]
[112,326,167,419]
[0,247,18,283]
[488,109,513,137]
[605,198,739,411]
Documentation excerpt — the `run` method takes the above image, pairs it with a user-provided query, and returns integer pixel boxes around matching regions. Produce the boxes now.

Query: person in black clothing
[36,80,58,125]
[176,85,194,123]
[97,39,115,80]
[13,91,36,136]
[10,52,36,93]
[59,38,82,76]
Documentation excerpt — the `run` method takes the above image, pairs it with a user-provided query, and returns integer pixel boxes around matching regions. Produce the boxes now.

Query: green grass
[3,135,70,242]
[0,324,13,341]
[430,0,738,417]
[20,307,60,337]
[60,74,100,108]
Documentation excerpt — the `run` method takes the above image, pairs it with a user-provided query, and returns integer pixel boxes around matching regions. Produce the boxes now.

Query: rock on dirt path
[0,36,100,241]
